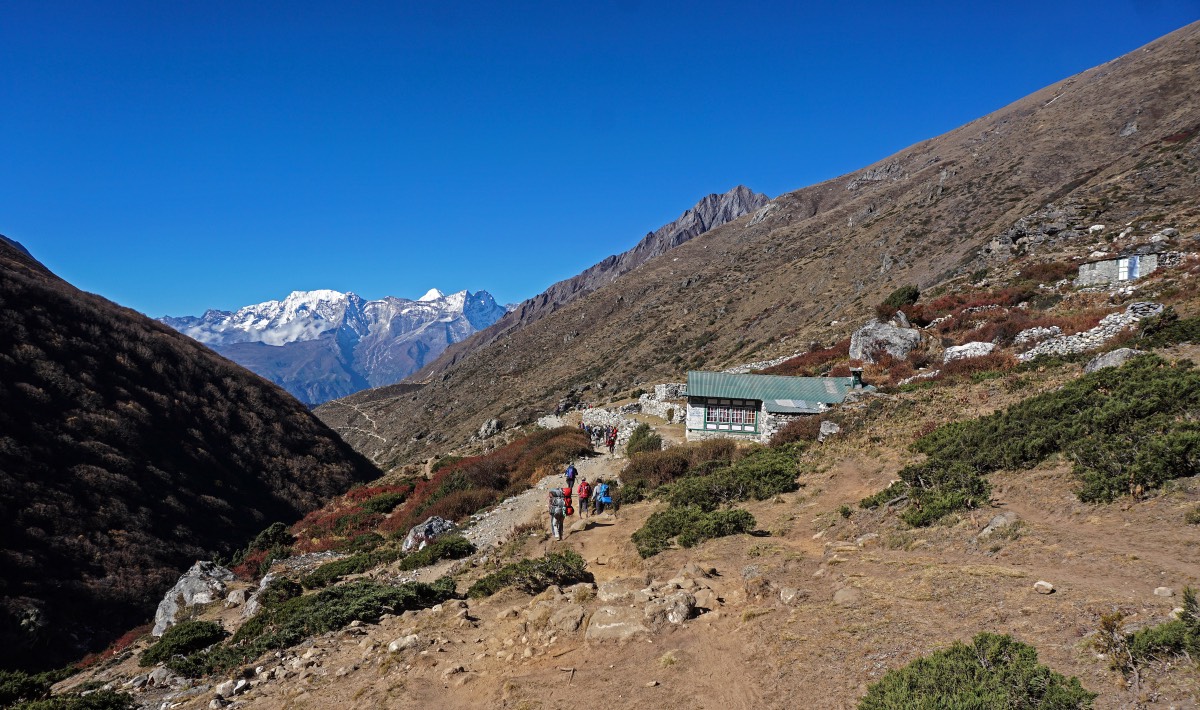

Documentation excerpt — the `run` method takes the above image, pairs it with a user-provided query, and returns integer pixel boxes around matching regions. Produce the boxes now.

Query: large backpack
[578,481,591,499]
[597,483,611,504]
[548,488,565,516]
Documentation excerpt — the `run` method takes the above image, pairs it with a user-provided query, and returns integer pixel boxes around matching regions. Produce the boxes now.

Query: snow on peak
[418,288,446,302]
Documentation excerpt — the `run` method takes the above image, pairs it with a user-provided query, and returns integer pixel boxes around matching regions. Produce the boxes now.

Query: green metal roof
[686,370,873,406]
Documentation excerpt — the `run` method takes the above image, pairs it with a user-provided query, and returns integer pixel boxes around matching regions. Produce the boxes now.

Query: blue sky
[2,1,1197,316]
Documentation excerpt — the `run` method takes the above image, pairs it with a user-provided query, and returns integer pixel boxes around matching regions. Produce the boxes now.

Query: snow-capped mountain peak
[160,287,508,404]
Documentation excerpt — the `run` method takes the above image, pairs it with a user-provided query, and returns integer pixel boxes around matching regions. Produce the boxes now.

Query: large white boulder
[942,341,996,364]
[152,561,235,636]
[849,320,922,363]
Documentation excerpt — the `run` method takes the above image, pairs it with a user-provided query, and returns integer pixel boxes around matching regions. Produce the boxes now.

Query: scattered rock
[818,420,842,443]
[832,588,862,607]
[693,588,721,611]
[679,562,716,579]
[1034,581,1055,595]
[1084,348,1145,374]
[1154,586,1174,597]
[151,561,235,636]
[779,587,809,605]
[442,665,466,678]
[1013,325,1062,347]
[855,533,879,548]
[942,341,996,364]
[646,680,660,687]
[597,577,650,603]
[569,519,591,533]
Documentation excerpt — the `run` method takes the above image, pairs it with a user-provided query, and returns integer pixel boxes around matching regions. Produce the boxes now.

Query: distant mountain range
[162,288,508,405]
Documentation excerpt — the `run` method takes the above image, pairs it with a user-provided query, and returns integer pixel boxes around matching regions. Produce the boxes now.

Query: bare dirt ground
[71,416,1200,709]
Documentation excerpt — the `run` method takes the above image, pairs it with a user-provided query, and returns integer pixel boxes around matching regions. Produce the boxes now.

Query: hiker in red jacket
[576,478,591,519]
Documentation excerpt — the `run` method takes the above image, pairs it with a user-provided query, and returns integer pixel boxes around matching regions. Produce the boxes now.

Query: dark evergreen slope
[0,238,380,670]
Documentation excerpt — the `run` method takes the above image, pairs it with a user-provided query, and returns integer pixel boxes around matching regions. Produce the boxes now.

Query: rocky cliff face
[317,22,1200,467]
[423,186,770,373]
[162,289,507,405]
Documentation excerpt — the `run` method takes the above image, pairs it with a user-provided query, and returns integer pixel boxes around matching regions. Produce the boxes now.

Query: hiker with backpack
[565,462,577,490]
[548,488,567,540]
[594,480,612,515]
[577,477,591,519]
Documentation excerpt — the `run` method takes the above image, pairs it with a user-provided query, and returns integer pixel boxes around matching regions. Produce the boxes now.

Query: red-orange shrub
[760,338,851,376]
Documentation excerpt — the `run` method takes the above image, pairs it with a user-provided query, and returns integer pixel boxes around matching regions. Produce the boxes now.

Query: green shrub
[1187,505,1200,525]
[0,669,53,707]
[159,578,457,677]
[300,547,405,589]
[626,423,663,456]
[882,285,920,309]
[1128,587,1200,662]
[466,551,592,598]
[398,536,475,571]
[258,577,303,606]
[139,620,227,667]
[864,356,1200,524]
[632,505,755,558]
[359,491,409,515]
[858,632,1095,709]
[9,690,137,710]
[1138,306,1200,348]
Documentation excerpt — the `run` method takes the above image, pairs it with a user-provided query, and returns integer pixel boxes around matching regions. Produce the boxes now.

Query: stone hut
[684,370,871,443]
[1077,245,1163,286]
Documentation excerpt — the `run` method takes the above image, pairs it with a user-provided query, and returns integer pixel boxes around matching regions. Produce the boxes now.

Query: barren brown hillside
[317,22,1200,470]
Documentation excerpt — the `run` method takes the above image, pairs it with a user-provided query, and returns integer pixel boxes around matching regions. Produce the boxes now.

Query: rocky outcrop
[152,562,235,636]
[850,320,923,363]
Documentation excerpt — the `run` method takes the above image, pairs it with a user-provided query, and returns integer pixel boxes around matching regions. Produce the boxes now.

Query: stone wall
[1016,301,1162,361]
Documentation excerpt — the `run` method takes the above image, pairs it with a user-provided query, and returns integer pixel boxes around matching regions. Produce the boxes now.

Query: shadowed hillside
[318,21,1200,469]
[0,238,381,670]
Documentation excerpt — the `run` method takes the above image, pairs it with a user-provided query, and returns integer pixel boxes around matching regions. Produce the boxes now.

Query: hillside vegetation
[0,239,380,670]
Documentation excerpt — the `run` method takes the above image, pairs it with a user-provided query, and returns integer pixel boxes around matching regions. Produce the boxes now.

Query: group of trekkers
[547,461,613,541]
[580,423,618,455]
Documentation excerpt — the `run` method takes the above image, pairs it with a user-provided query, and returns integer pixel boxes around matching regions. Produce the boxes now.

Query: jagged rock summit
[162,288,507,405]
[419,186,770,372]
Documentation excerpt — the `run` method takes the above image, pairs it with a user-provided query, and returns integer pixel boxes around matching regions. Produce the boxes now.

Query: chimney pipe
[850,367,864,389]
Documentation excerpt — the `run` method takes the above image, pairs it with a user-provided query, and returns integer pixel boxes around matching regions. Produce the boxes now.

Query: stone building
[1076,246,1163,286]
[684,370,871,443]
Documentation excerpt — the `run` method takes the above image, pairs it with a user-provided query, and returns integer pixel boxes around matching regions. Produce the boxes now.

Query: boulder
[693,588,721,611]
[152,561,235,636]
[569,519,591,533]
[978,512,1020,539]
[849,320,922,363]
[1084,348,1145,374]
[1154,586,1174,597]
[387,634,421,653]
[585,606,651,642]
[942,341,996,364]
[1034,580,1055,595]
[643,590,696,627]
[402,516,457,552]
[548,605,586,634]
[225,589,249,607]
[779,587,809,605]
[597,577,651,603]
